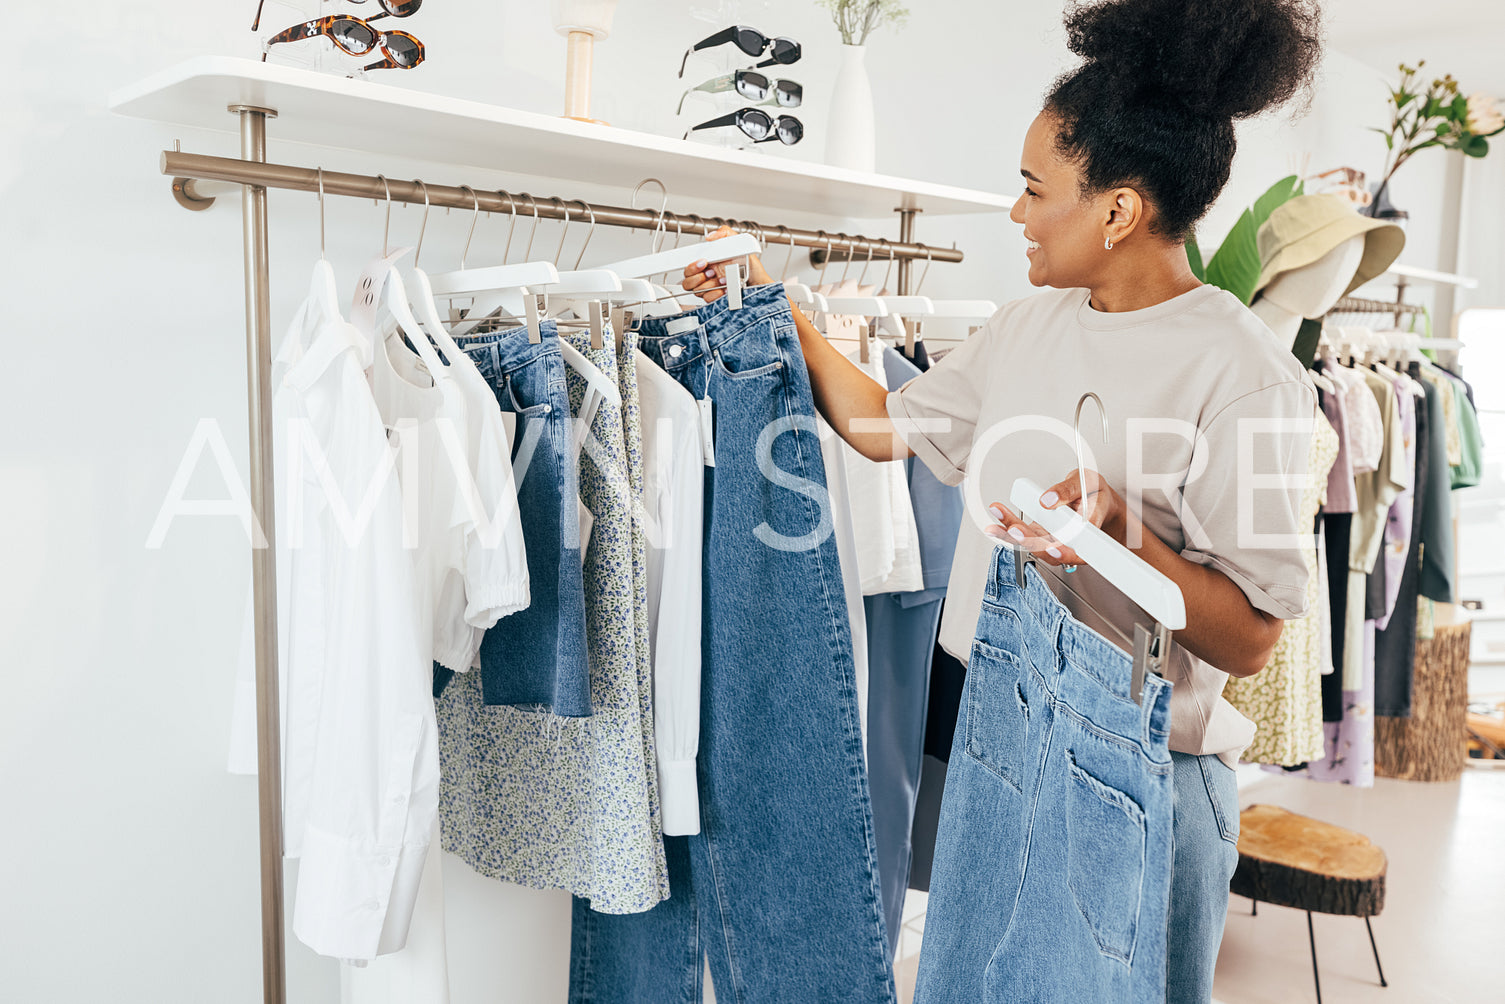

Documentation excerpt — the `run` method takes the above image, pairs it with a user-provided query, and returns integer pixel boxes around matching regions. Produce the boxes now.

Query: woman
[683,1,1323,999]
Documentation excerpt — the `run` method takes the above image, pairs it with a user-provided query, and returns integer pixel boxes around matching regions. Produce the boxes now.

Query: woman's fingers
[985,503,1084,567]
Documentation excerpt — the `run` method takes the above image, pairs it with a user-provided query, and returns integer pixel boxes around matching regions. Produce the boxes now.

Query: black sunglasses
[252,0,422,31]
[677,70,803,114]
[678,26,802,78]
[684,108,803,146]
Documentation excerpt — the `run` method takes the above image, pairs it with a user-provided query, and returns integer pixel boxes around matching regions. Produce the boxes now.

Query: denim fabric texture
[435,325,669,915]
[431,321,592,717]
[915,551,1174,1004]
[568,283,895,1004]
[1165,750,1240,1004]
[865,592,943,962]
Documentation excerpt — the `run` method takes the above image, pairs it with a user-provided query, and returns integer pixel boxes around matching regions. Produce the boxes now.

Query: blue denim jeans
[432,321,592,717]
[568,283,895,1004]
[1166,750,1240,1004]
[915,552,1175,1004]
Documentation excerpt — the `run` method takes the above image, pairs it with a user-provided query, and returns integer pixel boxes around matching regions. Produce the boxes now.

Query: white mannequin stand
[551,0,618,123]
[1250,234,1366,350]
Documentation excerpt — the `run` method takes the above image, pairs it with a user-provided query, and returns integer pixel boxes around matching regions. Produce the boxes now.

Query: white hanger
[431,191,561,336]
[599,179,762,284]
[926,299,1000,319]
[819,234,890,316]
[771,225,828,313]
[1008,393,1186,634]
[310,168,342,319]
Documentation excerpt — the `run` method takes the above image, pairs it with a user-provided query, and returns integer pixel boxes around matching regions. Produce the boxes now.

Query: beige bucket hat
[1253,193,1406,298]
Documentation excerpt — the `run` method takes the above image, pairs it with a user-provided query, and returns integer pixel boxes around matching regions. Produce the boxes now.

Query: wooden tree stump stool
[1229,805,1388,1003]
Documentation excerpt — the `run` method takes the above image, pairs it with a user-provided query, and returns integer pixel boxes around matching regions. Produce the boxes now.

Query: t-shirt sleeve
[1175,380,1318,621]
[883,319,1000,487]
[458,408,531,629]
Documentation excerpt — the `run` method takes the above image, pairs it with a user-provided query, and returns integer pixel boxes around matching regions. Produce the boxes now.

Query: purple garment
[1270,621,1376,786]
[1374,382,1417,631]
[1319,378,1358,514]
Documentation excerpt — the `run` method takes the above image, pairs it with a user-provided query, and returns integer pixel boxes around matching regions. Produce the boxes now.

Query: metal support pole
[896,208,919,296]
[231,101,286,1004]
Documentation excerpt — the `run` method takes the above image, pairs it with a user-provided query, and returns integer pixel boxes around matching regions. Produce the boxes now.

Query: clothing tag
[667,315,700,336]
[698,396,716,467]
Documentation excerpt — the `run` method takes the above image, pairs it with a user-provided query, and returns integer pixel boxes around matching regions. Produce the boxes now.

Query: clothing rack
[161,105,971,1004]
[1330,294,1427,322]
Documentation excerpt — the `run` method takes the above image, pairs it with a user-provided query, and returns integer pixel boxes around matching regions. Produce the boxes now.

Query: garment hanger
[350,175,451,375]
[820,234,889,317]
[431,190,559,337]
[772,225,828,312]
[597,180,760,292]
[309,166,342,320]
[377,177,452,381]
[1009,392,1185,703]
[405,184,499,373]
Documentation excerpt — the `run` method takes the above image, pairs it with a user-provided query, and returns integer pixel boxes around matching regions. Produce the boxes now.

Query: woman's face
[1009,112,1113,290]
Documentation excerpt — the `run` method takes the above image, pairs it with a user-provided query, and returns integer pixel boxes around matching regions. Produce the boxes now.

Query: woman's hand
[680,225,775,304]
[984,468,1127,568]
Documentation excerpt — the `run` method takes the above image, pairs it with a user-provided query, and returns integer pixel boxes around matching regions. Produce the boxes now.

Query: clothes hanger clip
[903,317,917,355]
[526,292,543,344]
[588,299,605,351]
[858,320,870,364]
[725,262,743,310]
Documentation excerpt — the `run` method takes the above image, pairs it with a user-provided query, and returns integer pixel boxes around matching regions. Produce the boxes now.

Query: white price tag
[698,396,716,468]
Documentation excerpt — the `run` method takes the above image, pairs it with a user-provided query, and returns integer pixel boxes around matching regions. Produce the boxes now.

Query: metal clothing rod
[160,150,965,264]
[1330,295,1426,317]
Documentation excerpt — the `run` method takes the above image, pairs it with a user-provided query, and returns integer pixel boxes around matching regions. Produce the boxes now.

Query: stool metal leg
[1307,912,1322,1004]
[1364,917,1388,987]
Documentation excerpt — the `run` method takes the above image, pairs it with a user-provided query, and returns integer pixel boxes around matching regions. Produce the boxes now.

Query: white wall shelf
[1383,263,1480,289]
[109,57,1014,221]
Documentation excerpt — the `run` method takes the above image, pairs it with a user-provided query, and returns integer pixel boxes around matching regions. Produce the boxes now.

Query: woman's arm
[680,229,911,463]
[988,471,1284,678]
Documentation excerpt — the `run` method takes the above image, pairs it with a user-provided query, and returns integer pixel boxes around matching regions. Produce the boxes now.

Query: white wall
[0,3,1455,1002]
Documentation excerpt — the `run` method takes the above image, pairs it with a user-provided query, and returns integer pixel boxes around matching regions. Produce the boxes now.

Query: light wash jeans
[568,283,896,1004]
[915,553,1176,1003]
[1167,749,1240,1004]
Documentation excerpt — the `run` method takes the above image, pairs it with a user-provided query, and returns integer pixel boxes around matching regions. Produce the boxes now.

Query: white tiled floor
[890,764,1504,1003]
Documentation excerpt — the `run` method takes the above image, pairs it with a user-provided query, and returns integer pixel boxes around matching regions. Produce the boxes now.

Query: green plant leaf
[1452,93,1469,118]
[1466,135,1489,157]
[1186,237,1206,281]
[1203,175,1302,305]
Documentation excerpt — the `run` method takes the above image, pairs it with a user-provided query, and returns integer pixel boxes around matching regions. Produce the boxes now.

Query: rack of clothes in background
[1222,292,1483,786]
[166,128,1003,1002]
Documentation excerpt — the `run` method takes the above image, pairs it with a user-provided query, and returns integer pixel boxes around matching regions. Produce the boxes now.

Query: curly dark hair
[1046,0,1324,242]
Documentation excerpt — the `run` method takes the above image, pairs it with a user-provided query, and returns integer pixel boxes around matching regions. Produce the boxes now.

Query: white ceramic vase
[825,44,876,173]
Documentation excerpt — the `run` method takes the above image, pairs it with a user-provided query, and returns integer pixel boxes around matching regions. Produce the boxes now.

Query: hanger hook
[914,243,934,297]
[837,233,857,286]
[522,194,541,262]
[411,178,431,267]
[857,237,877,289]
[571,199,596,270]
[315,167,326,259]
[498,191,518,265]
[815,230,833,288]
[879,238,894,293]
[1073,392,1109,511]
[459,185,480,268]
[632,178,670,252]
[375,174,392,257]
[671,214,684,250]
[550,196,571,266]
[776,225,796,281]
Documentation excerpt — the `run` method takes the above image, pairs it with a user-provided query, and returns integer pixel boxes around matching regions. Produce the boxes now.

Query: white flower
[1465,92,1505,136]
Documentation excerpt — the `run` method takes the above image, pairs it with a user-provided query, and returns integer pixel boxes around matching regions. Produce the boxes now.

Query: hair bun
[1063,0,1323,120]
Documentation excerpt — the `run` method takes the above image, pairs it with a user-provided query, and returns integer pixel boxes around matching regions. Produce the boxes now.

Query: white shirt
[842,349,924,595]
[820,416,871,754]
[229,262,438,962]
[635,350,705,836]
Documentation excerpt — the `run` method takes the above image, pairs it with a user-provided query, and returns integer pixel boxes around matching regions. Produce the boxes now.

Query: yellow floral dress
[1224,412,1340,766]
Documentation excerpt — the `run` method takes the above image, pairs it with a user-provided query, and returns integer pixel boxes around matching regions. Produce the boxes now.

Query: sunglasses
[261,15,426,71]
[684,108,804,146]
[677,70,802,115]
[678,26,801,78]
[251,0,422,31]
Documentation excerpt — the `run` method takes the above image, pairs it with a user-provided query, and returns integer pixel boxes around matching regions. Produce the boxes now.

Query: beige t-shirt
[886,284,1318,766]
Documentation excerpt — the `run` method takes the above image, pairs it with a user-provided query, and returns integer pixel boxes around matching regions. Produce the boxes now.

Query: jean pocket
[964,640,1028,791]
[1065,751,1146,966]
[1198,754,1240,845]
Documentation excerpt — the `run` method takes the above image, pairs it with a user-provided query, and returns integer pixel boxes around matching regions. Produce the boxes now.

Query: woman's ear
[1105,187,1144,247]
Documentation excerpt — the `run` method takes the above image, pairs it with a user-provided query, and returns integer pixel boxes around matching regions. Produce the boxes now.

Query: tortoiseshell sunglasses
[252,0,422,32]
[260,15,425,71]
